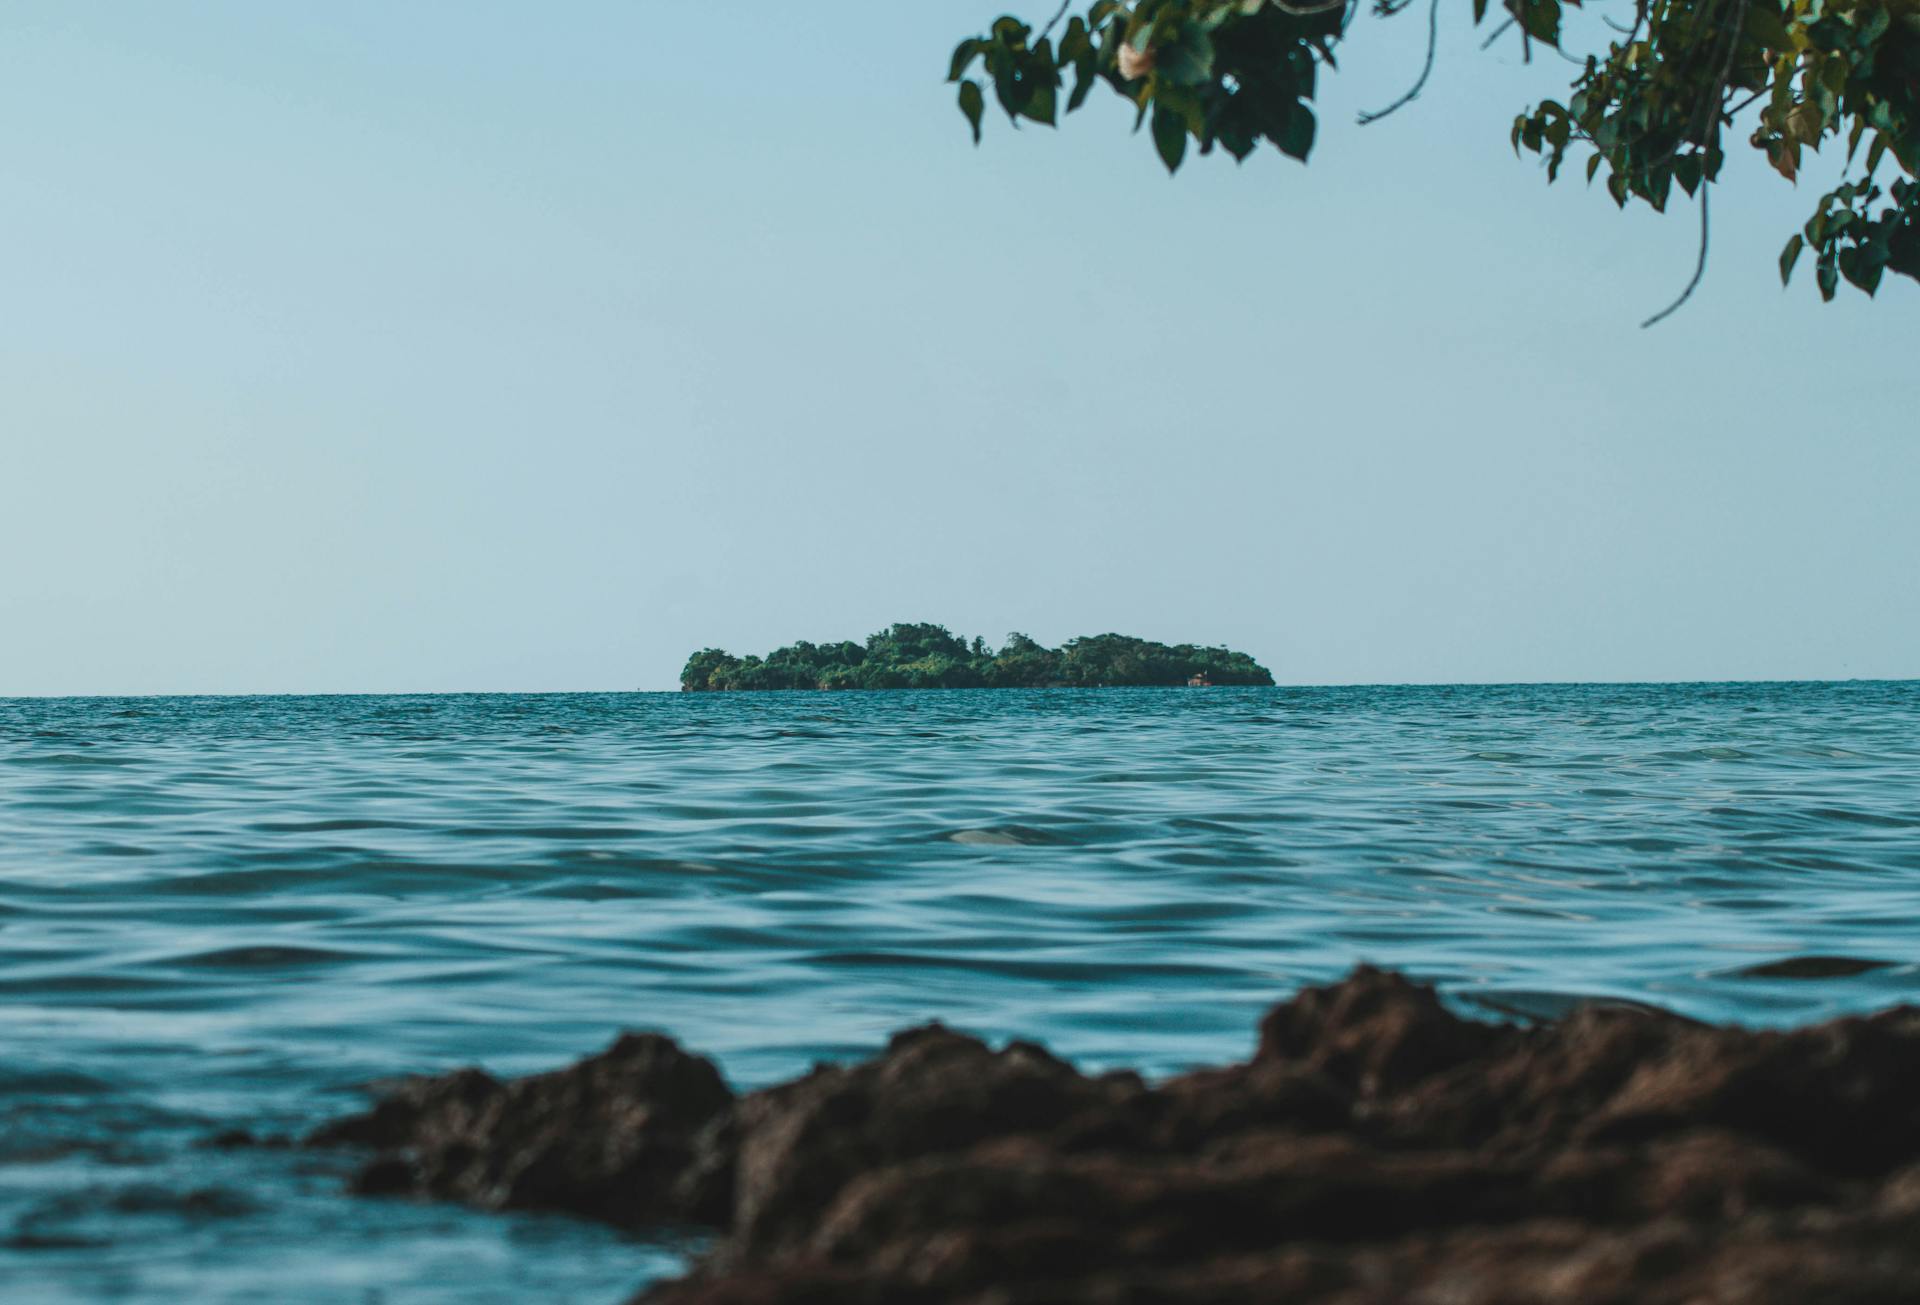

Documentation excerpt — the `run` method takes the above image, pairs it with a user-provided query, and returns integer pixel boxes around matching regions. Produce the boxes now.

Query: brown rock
[727,1023,1151,1257]
[306,968,1920,1303]
[1255,964,1513,1095]
[309,1031,734,1227]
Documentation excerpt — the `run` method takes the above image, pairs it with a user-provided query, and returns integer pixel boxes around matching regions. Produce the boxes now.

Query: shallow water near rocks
[3,683,1919,1301]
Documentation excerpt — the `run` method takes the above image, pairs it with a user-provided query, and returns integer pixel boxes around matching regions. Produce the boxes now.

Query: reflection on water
[2,683,1918,1300]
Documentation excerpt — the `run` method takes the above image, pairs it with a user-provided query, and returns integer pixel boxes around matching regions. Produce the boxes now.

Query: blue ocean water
[3,683,1919,1301]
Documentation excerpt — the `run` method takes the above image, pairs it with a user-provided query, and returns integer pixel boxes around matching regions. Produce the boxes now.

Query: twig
[1641,182,1709,327]
[1698,0,1753,136]
[1358,0,1441,123]
[1036,1,1072,40]
[1481,16,1516,49]
[1605,0,1649,42]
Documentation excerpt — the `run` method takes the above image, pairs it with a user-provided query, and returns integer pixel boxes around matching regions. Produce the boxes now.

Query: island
[680,623,1273,691]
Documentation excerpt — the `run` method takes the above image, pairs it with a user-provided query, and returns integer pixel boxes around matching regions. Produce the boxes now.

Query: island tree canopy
[682,624,1274,690]
[949,0,1919,314]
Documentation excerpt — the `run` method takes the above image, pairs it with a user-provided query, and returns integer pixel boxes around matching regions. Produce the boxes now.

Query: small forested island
[681,623,1273,691]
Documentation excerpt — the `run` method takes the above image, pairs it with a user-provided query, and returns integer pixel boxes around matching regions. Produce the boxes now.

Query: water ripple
[1,683,1918,1301]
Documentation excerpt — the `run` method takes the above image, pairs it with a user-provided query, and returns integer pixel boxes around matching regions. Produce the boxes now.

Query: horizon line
[4,676,1917,702]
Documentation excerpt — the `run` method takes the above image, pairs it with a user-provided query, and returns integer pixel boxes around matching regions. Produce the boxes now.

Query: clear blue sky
[2,2,1914,694]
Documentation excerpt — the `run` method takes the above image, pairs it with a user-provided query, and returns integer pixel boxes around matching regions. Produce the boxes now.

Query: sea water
[3,684,1918,1301]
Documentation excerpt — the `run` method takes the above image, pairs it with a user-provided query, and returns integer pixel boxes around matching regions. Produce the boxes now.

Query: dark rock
[726,1023,1152,1259]
[308,968,1920,1303]
[200,1127,294,1150]
[1254,964,1514,1095]
[1733,955,1895,980]
[309,1031,734,1227]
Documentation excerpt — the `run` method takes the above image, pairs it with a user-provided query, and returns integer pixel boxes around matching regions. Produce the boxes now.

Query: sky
[2,2,1915,695]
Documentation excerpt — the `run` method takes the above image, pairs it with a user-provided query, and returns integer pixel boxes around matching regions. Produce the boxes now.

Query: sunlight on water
[2,684,1918,1300]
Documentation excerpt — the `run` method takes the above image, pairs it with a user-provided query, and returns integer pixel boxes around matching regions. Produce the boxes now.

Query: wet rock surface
[310,967,1920,1303]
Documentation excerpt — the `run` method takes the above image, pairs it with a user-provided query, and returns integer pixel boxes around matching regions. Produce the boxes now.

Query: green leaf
[1647,164,1672,212]
[1059,17,1089,61]
[958,80,985,144]
[1674,153,1703,196]
[1745,4,1792,52]
[991,17,1029,45]
[1771,69,1794,117]
[1839,248,1884,295]
[993,57,1028,121]
[1279,103,1316,161]
[948,39,982,83]
[1516,0,1563,46]
[1151,102,1188,173]
[1069,60,1097,113]
[1156,21,1215,86]
[1779,233,1804,284]
[1025,77,1057,126]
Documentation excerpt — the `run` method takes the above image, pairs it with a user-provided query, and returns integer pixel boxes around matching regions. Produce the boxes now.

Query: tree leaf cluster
[952,0,1920,302]
[680,623,1275,691]
[949,1,1339,173]
[1514,0,1920,299]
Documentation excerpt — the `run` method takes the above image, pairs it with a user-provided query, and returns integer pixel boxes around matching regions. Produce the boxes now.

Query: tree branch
[1358,0,1441,124]
[1641,181,1710,327]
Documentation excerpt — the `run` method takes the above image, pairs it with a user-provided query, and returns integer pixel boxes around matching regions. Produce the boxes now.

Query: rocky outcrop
[310,967,1920,1303]
[309,1032,734,1228]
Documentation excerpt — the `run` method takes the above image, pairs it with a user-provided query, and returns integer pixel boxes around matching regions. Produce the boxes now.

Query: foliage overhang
[949,0,1920,311]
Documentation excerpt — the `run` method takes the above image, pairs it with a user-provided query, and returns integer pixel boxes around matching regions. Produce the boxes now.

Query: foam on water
[2,684,1919,1300]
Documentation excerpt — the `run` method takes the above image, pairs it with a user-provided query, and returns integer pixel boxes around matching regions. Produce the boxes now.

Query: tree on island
[680,624,1274,690]
[949,1,1919,317]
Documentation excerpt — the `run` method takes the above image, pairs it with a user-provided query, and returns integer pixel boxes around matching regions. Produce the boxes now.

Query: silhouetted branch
[1358,0,1441,123]
[1641,182,1709,327]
